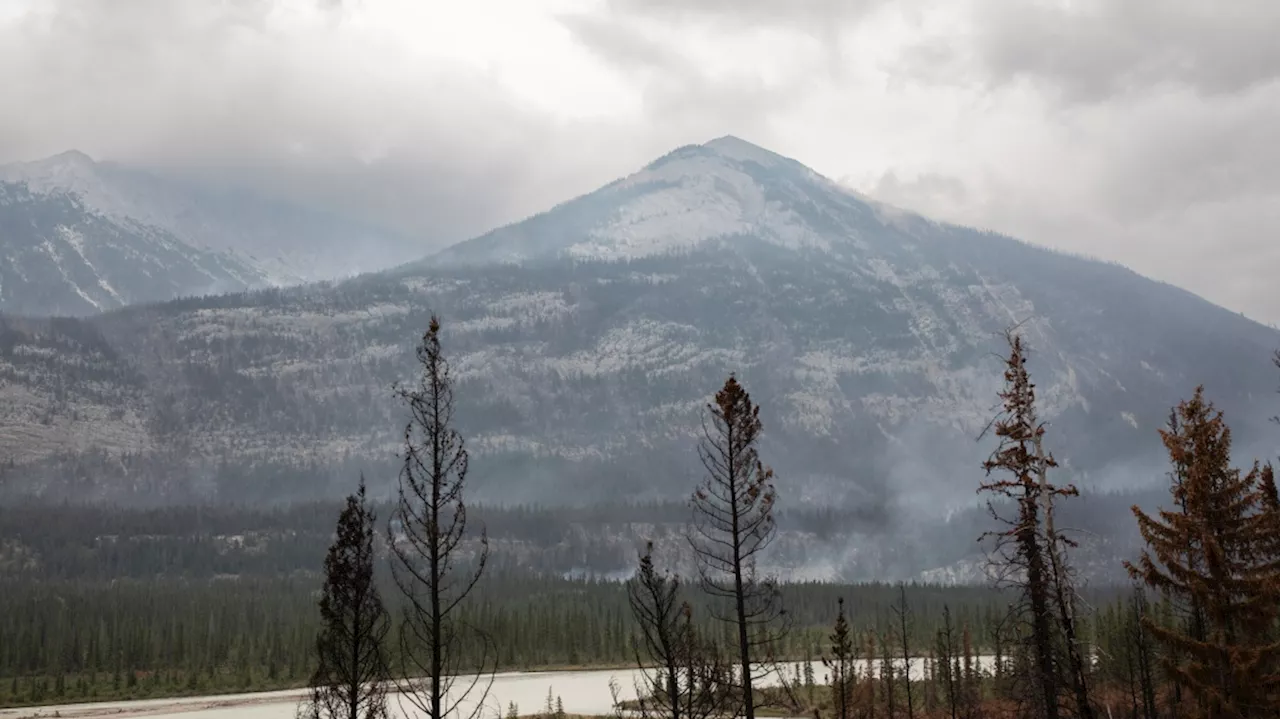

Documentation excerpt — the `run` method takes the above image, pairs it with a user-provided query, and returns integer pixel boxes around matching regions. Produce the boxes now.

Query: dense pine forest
[0,495,1079,710]
[0,499,1035,707]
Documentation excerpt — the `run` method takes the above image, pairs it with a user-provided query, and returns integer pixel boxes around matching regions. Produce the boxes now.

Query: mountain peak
[0,149,101,191]
[432,136,879,267]
[48,149,96,165]
[699,135,788,167]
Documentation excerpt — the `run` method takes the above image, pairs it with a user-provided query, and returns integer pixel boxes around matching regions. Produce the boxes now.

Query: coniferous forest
[1,328,1278,719]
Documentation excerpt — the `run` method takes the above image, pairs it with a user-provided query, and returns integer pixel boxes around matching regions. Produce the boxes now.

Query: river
[3,658,999,719]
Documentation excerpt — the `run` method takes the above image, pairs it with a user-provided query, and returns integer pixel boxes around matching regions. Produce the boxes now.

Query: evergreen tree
[689,375,783,719]
[389,316,492,719]
[936,607,958,719]
[824,596,855,716]
[1126,387,1280,718]
[626,542,727,719]
[299,478,389,719]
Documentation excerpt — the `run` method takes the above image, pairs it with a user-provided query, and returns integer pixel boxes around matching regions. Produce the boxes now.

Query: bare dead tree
[960,623,978,719]
[891,584,916,719]
[1126,588,1158,719]
[935,608,959,719]
[863,631,879,719]
[389,315,493,719]
[626,542,730,719]
[299,478,390,719]
[1272,349,1280,426]
[689,374,786,719]
[880,630,897,719]
[1029,388,1096,719]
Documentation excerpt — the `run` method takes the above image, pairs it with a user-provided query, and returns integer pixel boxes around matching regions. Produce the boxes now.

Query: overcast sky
[1,0,1277,325]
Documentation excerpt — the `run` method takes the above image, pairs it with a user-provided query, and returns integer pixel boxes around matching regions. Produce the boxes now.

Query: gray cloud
[1,0,1278,327]
[589,0,888,31]
[555,11,812,139]
[962,0,1280,103]
[0,0,679,244]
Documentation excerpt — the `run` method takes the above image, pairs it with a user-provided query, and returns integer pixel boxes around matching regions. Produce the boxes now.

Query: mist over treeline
[0,483,1171,585]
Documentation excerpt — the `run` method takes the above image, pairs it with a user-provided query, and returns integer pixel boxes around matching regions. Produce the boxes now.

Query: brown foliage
[978,330,1092,719]
[1125,387,1280,718]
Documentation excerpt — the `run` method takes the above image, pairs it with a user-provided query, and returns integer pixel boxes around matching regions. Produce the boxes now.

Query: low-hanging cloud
[1,0,1277,325]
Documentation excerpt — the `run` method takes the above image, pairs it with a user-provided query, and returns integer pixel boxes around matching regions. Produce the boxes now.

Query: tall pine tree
[689,375,784,719]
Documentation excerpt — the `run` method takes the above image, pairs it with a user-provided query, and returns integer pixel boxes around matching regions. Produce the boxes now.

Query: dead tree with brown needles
[1125,388,1280,718]
[389,316,493,719]
[689,375,786,719]
[979,329,1094,719]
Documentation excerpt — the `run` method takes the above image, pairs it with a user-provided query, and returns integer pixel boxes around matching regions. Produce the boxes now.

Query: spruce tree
[1126,387,1280,718]
[689,375,783,719]
[824,598,855,716]
[824,598,855,719]
[627,542,727,719]
[299,478,389,719]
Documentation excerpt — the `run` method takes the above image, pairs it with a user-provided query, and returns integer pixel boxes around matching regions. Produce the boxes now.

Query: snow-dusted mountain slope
[431,135,918,266]
[0,151,420,284]
[2,138,1278,516]
[0,182,269,315]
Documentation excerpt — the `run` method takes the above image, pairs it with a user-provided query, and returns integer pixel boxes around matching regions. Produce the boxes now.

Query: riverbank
[0,661,641,713]
[3,658,1001,719]
[1,667,650,719]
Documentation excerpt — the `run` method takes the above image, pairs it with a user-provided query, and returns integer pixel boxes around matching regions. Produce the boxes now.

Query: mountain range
[0,180,273,315]
[1,136,1277,532]
[0,150,425,314]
